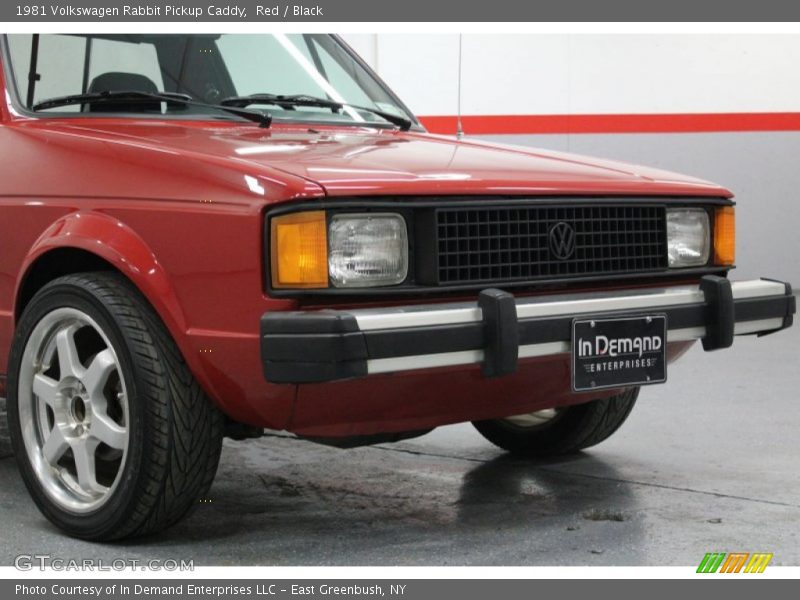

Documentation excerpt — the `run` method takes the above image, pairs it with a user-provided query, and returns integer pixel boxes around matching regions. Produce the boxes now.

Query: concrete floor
[1,321,798,566]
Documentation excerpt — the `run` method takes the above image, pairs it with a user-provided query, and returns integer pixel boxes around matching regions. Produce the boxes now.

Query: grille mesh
[435,205,667,284]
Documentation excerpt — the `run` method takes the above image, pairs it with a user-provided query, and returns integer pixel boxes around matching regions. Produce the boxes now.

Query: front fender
[17,210,188,334]
[11,211,230,404]
[12,208,296,429]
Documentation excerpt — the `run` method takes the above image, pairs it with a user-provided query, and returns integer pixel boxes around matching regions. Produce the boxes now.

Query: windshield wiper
[31,90,272,128]
[220,93,413,131]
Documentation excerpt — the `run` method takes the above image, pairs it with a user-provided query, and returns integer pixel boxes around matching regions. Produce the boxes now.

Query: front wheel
[7,272,224,540]
[472,388,639,457]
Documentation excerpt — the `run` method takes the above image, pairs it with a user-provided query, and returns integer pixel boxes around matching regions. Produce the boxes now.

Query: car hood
[25,120,732,199]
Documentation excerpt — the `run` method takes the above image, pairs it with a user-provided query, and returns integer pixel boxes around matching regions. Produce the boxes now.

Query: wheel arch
[15,211,190,356]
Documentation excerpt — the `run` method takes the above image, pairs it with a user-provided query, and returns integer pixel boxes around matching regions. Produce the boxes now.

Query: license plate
[572,315,667,392]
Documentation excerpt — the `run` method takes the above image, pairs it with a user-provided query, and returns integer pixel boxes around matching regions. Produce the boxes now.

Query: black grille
[435,205,667,285]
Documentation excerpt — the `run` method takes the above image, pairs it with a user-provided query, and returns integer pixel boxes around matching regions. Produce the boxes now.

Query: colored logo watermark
[697,552,773,573]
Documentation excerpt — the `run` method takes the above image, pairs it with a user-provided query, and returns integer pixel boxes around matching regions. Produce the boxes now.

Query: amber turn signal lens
[714,206,736,266]
[270,211,328,288]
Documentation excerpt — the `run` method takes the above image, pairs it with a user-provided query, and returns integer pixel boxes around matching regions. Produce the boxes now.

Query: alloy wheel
[17,307,129,513]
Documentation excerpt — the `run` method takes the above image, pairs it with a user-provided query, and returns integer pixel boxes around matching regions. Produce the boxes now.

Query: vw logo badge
[549,222,576,260]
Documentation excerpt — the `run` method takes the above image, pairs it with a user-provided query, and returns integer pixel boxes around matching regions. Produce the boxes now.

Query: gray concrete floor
[1,322,798,566]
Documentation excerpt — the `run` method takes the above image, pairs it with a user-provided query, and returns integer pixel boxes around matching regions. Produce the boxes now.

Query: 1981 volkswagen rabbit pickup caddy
[0,34,795,540]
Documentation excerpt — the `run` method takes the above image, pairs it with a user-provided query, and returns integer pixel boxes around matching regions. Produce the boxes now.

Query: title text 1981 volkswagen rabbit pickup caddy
[0,34,794,540]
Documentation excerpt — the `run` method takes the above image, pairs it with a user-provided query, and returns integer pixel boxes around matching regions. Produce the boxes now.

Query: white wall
[344,34,800,117]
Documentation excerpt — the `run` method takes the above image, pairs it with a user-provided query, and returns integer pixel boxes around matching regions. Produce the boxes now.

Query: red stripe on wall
[418,113,800,135]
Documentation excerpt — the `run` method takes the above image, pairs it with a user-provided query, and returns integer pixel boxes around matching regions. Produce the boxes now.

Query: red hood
[16,119,732,199]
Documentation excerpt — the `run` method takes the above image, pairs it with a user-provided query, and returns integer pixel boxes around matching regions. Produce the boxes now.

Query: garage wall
[342,34,800,285]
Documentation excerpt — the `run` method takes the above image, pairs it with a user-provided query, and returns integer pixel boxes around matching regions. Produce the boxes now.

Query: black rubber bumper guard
[261,276,795,384]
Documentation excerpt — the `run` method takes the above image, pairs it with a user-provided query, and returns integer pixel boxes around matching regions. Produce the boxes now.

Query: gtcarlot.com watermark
[14,554,194,571]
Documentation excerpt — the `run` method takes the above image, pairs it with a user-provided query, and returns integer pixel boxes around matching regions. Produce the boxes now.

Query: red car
[0,34,794,540]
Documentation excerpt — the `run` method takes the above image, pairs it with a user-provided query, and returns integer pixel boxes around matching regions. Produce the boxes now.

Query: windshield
[2,34,417,128]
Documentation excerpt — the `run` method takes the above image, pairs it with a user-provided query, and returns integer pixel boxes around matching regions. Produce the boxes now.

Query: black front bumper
[261,276,795,384]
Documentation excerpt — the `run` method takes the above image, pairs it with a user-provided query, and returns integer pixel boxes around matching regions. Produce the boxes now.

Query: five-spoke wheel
[19,308,129,512]
[8,272,223,540]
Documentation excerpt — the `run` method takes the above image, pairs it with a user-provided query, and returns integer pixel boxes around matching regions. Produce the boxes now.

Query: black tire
[472,388,639,457]
[7,272,224,540]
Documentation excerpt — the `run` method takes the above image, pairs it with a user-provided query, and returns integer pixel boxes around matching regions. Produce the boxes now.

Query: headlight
[329,214,408,288]
[270,211,408,289]
[666,208,710,268]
